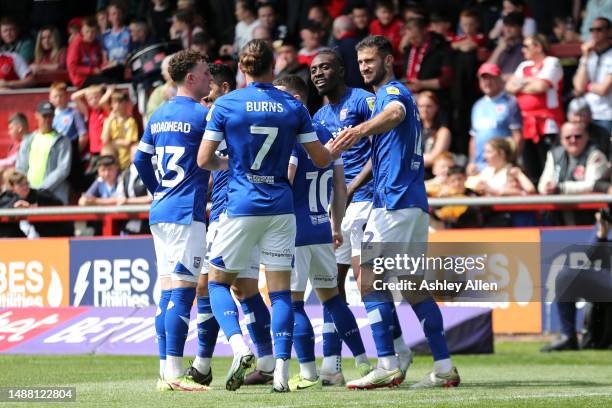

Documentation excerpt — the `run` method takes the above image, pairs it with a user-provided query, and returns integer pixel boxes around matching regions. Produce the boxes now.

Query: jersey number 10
[306,169,333,212]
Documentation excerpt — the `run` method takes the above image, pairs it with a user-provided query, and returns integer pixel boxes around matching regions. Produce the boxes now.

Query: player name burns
[373,279,498,293]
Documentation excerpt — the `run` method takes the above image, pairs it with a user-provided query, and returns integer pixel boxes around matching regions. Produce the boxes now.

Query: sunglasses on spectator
[563,134,583,140]
[589,26,607,32]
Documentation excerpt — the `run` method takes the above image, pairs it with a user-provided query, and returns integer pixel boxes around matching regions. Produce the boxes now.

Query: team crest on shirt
[573,165,585,180]
[386,86,400,95]
[193,257,202,268]
[206,105,214,121]
[366,97,375,110]
[339,108,348,121]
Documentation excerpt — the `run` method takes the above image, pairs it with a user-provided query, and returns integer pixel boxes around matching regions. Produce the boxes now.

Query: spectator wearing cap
[331,15,363,88]
[0,16,34,63]
[507,34,564,183]
[487,12,525,81]
[469,63,523,174]
[538,122,608,225]
[567,97,611,161]
[298,21,325,67]
[573,17,612,134]
[15,101,72,204]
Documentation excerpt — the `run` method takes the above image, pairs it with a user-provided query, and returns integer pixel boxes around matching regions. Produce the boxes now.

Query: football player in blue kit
[273,75,373,391]
[310,49,414,385]
[186,63,276,387]
[334,36,460,389]
[197,40,336,393]
[133,50,212,392]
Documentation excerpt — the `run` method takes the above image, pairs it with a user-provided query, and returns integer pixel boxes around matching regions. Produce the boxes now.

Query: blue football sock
[322,306,342,357]
[196,296,219,358]
[292,300,315,363]
[391,303,403,340]
[412,299,450,361]
[165,287,195,357]
[155,289,172,361]
[323,295,365,357]
[269,290,293,360]
[208,281,242,339]
[363,294,395,357]
[240,293,273,357]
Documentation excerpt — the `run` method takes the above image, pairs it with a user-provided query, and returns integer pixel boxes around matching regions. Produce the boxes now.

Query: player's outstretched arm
[133,148,159,194]
[197,139,228,171]
[302,139,333,169]
[334,103,406,150]
[330,164,347,249]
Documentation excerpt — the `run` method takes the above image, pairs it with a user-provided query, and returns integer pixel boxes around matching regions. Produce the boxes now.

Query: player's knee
[316,287,339,302]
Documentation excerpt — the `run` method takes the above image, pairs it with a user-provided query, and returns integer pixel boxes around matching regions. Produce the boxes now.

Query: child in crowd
[451,10,486,53]
[432,165,481,228]
[78,154,121,206]
[426,152,455,196]
[101,90,138,170]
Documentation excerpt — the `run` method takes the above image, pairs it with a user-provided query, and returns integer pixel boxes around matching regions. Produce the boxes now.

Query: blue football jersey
[204,82,317,217]
[370,81,428,212]
[313,87,374,203]
[291,123,342,247]
[209,140,229,223]
[138,96,210,225]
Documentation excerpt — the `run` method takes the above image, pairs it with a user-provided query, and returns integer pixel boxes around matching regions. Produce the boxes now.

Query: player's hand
[324,138,342,161]
[334,126,363,151]
[332,228,343,249]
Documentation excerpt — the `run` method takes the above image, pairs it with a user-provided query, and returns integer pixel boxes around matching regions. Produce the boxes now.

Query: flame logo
[47,268,63,307]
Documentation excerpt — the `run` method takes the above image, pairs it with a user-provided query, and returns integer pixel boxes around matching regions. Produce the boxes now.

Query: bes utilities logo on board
[0,239,70,307]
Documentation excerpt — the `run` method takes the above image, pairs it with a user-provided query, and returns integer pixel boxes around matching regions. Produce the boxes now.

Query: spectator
[102,1,131,65]
[507,34,564,182]
[538,122,608,225]
[331,15,363,88]
[190,32,212,57]
[101,91,138,170]
[275,37,320,113]
[67,17,82,44]
[580,0,612,41]
[450,9,487,155]
[96,8,110,36]
[252,25,272,47]
[15,101,72,204]
[30,26,67,78]
[431,165,481,229]
[66,16,104,88]
[145,54,176,123]
[148,0,173,43]
[487,12,525,81]
[0,113,28,175]
[220,0,260,56]
[257,3,288,44]
[425,152,455,196]
[430,12,455,42]
[307,4,333,46]
[417,91,451,174]
[567,98,611,160]
[3,170,73,237]
[573,17,612,133]
[78,154,121,206]
[129,18,153,53]
[550,16,581,44]
[50,82,87,150]
[298,20,325,67]
[489,0,537,41]
[116,145,152,234]
[0,50,35,89]
[469,63,523,173]
[401,17,453,105]
[71,84,112,165]
[400,2,427,22]
[0,16,34,63]
[350,2,370,41]
[170,9,204,50]
[369,0,403,62]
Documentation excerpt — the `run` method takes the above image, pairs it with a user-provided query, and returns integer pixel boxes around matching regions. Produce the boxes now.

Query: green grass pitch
[1,340,611,407]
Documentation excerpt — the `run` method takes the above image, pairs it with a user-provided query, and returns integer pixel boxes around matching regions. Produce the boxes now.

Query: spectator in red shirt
[66,17,103,88]
[350,2,370,41]
[298,21,325,67]
[0,51,35,89]
[369,0,403,60]
[506,34,564,182]
[0,113,28,176]
[71,84,113,165]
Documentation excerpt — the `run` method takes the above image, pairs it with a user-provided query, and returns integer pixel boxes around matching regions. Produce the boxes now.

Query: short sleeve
[296,104,317,144]
[289,145,299,167]
[538,57,562,85]
[357,94,375,122]
[11,53,31,79]
[74,109,87,136]
[138,124,154,154]
[513,61,527,79]
[85,179,101,197]
[204,102,227,141]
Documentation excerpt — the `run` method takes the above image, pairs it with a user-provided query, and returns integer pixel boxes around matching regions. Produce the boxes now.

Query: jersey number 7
[250,126,278,170]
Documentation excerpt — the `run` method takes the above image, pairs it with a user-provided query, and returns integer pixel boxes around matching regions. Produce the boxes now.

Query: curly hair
[168,49,208,84]
[239,39,274,77]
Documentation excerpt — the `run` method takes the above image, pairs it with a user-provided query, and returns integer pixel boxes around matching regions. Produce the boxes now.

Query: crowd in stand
[0,0,610,237]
